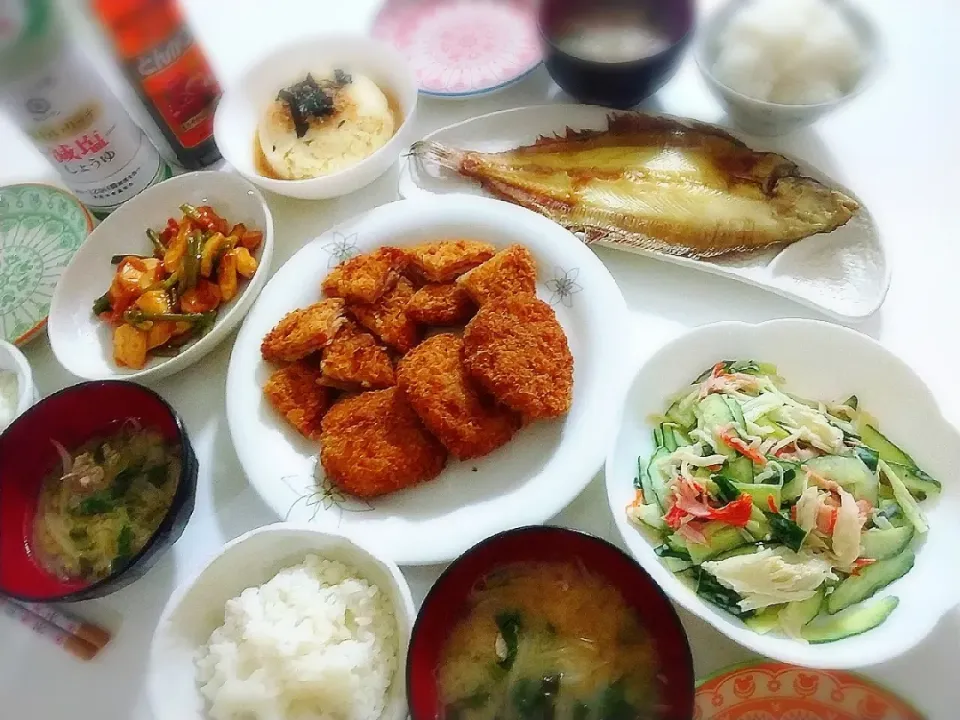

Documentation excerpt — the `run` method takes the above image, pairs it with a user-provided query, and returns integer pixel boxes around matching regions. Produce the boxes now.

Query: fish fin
[579,225,793,259]
[409,140,466,174]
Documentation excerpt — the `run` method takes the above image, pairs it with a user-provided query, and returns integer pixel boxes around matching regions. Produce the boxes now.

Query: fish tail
[409,140,466,174]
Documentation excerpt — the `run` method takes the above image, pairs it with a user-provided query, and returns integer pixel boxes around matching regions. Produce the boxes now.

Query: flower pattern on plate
[0,184,93,346]
[694,662,922,720]
[373,0,541,96]
[545,266,582,307]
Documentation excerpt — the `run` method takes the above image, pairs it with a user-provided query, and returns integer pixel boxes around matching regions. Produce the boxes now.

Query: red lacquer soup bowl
[0,381,197,602]
[407,526,695,720]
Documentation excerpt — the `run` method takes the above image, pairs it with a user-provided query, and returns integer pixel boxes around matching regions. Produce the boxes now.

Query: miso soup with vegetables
[627,361,940,644]
[32,423,181,582]
[438,562,661,720]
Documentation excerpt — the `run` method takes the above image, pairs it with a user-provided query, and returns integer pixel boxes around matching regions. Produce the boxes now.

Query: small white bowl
[147,523,416,720]
[605,319,960,669]
[214,35,418,200]
[0,340,37,429]
[48,171,274,383]
[695,0,881,136]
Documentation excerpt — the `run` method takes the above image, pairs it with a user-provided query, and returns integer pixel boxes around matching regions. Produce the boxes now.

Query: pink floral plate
[695,662,923,720]
[372,0,542,97]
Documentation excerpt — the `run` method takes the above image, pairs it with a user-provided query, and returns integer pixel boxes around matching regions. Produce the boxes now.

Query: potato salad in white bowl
[605,319,960,669]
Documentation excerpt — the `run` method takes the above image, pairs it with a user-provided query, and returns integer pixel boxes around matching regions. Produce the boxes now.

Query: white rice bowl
[196,555,398,720]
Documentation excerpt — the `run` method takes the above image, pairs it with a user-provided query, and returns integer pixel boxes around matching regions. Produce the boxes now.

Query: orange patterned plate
[694,662,923,720]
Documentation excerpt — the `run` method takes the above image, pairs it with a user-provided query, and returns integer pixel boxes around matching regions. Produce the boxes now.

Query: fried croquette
[321,247,405,304]
[263,362,332,440]
[320,320,395,390]
[349,276,420,353]
[319,387,447,498]
[456,244,537,305]
[398,334,520,459]
[406,239,496,282]
[261,298,346,363]
[462,294,573,420]
[405,283,476,325]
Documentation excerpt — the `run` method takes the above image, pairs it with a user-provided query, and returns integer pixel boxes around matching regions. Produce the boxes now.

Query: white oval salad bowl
[48,171,274,383]
[147,523,415,720]
[605,319,960,669]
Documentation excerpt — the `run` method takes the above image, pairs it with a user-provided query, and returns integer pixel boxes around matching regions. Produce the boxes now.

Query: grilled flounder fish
[411,113,859,258]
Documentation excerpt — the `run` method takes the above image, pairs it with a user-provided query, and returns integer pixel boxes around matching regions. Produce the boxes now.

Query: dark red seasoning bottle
[92,0,222,169]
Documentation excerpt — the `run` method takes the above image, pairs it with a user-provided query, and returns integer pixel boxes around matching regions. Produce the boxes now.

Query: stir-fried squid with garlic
[627,361,940,643]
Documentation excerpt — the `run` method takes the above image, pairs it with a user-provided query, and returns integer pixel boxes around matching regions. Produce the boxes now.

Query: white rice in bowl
[196,554,398,720]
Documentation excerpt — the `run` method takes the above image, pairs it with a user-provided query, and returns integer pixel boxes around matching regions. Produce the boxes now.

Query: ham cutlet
[462,294,573,420]
[349,276,421,353]
[398,334,520,460]
[321,247,405,304]
[319,387,447,498]
[406,239,495,282]
[263,362,331,440]
[456,244,537,306]
[319,320,395,390]
[405,283,476,325]
[260,298,346,363]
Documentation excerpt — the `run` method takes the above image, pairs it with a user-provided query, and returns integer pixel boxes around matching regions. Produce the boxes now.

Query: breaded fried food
[405,283,476,325]
[462,294,573,420]
[349,277,420,353]
[406,239,496,282]
[320,320,395,390]
[261,298,346,363]
[320,387,447,498]
[456,244,537,306]
[398,334,520,460]
[263,362,331,440]
[321,247,406,304]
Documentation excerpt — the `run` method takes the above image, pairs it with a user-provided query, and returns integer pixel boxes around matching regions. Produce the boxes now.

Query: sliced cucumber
[638,456,661,512]
[666,394,697,430]
[744,607,781,635]
[803,596,899,643]
[878,461,928,534]
[861,526,914,561]
[779,588,825,635]
[698,394,736,458]
[781,468,807,503]
[734,482,781,511]
[656,423,679,452]
[662,556,693,573]
[683,523,749,564]
[646,447,673,510]
[826,550,915,614]
[665,533,690,558]
[723,395,746,431]
[858,424,917,469]
[725,456,755,484]
[804,455,878,506]
[745,505,772,541]
[754,414,791,441]
[711,543,762,562]
[843,395,859,410]
[853,445,879,471]
[888,462,941,501]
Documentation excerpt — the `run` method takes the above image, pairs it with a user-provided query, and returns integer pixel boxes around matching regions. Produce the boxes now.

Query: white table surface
[1,0,958,717]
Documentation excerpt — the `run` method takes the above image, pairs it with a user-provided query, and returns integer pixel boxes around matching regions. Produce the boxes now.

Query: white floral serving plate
[605,319,960,669]
[226,195,628,565]
[48,172,274,382]
[398,105,889,321]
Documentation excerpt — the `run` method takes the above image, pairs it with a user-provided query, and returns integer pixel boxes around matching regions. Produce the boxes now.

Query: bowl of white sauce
[695,0,881,135]
[0,340,37,432]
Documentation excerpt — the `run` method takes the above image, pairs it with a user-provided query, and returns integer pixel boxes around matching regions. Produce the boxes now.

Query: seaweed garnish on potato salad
[627,360,940,643]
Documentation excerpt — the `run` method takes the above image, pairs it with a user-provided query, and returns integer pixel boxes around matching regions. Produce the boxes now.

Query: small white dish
[605,319,960,669]
[147,523,415,720]
[48,171,274,383]
[214,34,418,200]
[399,105,889,322]
[226,195,629,565]
[0,339,37,429]
[695,0,881,136]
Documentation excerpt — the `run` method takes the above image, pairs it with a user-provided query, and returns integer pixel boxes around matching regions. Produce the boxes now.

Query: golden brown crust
[462,295,573,420]
[405,283,476,325]
[406,239,496,282]
[260,299,346,363]
[319,387,447,498]
[455,245,537,306]
[397,334,520,460]
[321,247,405,304]
[349,277,421,353]
[320,320,395,390]
[263,362,331,440]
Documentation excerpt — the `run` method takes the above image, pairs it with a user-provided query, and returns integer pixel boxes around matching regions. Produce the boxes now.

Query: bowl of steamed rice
[147,523,415,720]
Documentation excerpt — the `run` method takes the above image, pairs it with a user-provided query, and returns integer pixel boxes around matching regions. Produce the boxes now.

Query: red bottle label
[133,26,219,149]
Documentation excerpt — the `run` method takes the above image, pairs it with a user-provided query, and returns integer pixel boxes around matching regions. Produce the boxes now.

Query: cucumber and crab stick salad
[627,360,941,644]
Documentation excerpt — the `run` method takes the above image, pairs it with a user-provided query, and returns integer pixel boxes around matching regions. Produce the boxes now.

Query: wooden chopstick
[1,598,110,660]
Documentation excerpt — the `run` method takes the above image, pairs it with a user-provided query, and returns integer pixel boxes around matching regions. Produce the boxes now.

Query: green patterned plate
[0,184,94,346]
